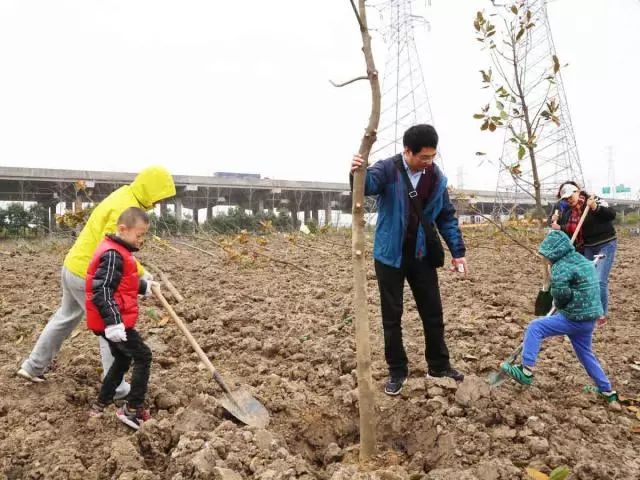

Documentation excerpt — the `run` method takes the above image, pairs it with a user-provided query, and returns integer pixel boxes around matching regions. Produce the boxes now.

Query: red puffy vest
[85,236,140,333]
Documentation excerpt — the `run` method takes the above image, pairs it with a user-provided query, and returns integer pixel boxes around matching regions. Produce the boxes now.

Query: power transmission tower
[494,0,584,217]
[372,0,439,166]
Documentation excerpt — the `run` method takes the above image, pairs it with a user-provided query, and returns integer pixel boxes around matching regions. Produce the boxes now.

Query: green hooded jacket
[538,230,603,321]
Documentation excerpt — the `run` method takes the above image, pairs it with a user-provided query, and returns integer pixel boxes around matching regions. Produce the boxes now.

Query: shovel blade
[487,370,508,388]
[534,290,553,316]
[218,387,270,428]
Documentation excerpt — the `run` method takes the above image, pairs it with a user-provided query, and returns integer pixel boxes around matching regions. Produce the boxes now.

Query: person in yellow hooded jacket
[17,166,175,399]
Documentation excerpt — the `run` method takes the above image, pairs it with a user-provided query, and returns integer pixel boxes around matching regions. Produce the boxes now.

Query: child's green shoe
[500,363,533,386]
[583,386,620,403]
[599,390,619,403]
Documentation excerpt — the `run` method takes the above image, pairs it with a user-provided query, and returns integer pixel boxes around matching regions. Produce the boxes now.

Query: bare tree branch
[531,80,554,128]
[195,234,317,275]
[532,115,542,138]
[468,206,539,258]
[173,240,221,259]
[487,39,519,97]
[488,51,519,98]
[492,46,515,66]
[349,0,365,31]
[329,75,368,88]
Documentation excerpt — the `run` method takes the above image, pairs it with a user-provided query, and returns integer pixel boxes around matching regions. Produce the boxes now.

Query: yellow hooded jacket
[63,166,176,278]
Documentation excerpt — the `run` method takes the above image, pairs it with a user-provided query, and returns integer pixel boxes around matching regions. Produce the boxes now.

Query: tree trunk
[527,144,544,218]
[350,0,381,462]
[511,41,544,218]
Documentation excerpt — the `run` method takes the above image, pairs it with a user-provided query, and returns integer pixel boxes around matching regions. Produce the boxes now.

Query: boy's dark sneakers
[116,402,151,430]
[501,363,533,386]
[384,375,407,396]
[427,367,464,382]
[16,368,46,383]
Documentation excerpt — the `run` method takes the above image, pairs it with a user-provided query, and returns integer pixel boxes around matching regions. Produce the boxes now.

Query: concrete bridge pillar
[49,204,57,232]
[175,198,183,221]
[325,204,332,227]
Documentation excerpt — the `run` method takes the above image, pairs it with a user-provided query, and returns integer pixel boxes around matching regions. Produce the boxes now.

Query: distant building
[213,172,261,180]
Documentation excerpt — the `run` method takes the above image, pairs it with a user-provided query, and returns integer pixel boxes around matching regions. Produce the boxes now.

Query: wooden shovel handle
[541,206,586,289]
[158,271,184,303]
[570,203,590,244]
[144,264,184,303]
[542,262,551,290]
[151,284,217,376]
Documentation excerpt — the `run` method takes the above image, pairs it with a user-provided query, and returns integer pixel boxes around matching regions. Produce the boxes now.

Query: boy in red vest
[86,207,158,429]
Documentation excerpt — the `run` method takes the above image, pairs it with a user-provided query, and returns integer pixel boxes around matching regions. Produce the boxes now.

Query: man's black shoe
[427,367,464,382]
[384,375,407,396]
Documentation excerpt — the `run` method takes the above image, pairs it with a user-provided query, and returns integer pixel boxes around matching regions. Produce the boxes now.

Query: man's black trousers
[374,255,450,377]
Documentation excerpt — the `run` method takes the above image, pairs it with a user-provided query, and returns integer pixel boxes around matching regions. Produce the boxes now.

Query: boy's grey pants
[21,267,129,397]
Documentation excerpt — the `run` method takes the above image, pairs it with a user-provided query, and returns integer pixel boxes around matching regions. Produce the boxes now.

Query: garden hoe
[151,285,270,428]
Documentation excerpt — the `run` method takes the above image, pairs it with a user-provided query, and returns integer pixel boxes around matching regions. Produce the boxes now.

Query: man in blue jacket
[350,124,467,395]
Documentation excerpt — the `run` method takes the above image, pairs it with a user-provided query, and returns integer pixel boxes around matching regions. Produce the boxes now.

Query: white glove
[142,271,154,282]
[105,323,127,343]
[145,281,160,299]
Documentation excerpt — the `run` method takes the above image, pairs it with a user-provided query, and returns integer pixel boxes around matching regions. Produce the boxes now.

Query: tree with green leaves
[474,1,566,218]
[29,204,49,234]
[0,207,7,235]
[4,203,31,236]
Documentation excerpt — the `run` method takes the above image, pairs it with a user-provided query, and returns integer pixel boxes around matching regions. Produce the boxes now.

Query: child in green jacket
[501,230,617,402]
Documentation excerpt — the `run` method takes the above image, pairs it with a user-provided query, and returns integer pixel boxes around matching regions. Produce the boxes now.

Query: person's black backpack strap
[394,157,445,268]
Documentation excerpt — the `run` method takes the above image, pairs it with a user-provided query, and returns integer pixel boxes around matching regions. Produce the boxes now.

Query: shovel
[487,343,524,388]
[534,262,553,315]
[151,284,270,428]
[488,302,560,388]
[535,209,559,315]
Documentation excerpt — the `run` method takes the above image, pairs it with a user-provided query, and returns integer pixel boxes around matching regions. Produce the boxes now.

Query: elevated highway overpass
[1,166,638,227]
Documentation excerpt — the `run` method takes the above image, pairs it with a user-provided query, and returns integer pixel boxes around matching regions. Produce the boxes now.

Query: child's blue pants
[522,311,612,391]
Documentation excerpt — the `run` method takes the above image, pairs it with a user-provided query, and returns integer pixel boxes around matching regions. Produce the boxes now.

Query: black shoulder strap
[394,157,432,231]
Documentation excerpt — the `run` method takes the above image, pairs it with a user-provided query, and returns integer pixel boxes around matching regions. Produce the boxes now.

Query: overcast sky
[0,0,638,194]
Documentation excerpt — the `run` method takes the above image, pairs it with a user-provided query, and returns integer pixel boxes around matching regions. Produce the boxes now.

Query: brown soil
[1,233,639,480]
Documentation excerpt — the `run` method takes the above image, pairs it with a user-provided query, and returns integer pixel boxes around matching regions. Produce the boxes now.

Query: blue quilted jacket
[360,154,466,268]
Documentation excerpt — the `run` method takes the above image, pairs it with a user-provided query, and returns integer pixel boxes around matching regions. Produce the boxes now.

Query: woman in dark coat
[549,181,617,326]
